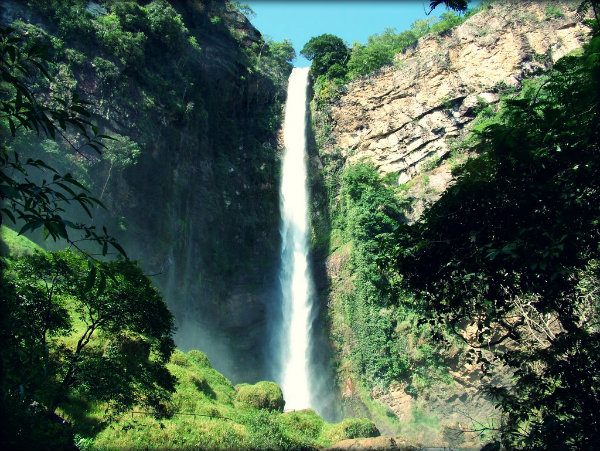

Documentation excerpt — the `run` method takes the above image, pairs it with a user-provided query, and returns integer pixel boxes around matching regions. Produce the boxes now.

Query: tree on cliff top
[428,0,469,14]
[300,33,350,80]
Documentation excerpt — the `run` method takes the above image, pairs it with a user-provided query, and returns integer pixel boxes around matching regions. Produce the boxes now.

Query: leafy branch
[0,25,125,258]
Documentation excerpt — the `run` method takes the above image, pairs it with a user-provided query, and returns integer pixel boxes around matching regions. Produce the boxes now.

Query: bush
[235,381,285,412]
[324,417,379,443]
[280,409,324,440]
[341,418,379,439]
[187,350,212,367]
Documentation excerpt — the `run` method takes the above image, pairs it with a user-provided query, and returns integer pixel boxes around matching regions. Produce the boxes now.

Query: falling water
[278,67,313,411]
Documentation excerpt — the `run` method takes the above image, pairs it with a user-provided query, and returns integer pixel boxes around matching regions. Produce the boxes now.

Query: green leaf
[97,271,107,295]
[1,207,16,223]
[85,266,97,292]
[111,241,128,259]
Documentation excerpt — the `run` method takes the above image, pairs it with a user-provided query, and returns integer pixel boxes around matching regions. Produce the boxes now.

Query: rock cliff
[321,0,588,217]
[1,0,289,383]
[312,0,592,446]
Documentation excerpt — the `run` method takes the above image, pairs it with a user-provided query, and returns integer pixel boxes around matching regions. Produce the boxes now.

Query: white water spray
[278,67,313,411]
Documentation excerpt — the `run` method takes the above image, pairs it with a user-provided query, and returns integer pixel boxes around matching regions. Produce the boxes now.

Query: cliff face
[321,0,588,218]
[1,0,290,382]
[312,0,591,446]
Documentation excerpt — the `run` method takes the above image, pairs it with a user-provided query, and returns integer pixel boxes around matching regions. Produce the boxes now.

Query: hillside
[2,0,598,449]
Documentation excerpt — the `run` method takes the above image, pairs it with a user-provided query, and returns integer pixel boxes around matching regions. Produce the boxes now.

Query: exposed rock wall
[314,0,592,445]
[1,1,287,383]
[324,0,588,186]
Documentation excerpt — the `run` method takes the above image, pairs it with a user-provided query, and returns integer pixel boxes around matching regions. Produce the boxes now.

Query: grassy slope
[2,233,377,450]
[81,350,378,450]
[0,226,43,257]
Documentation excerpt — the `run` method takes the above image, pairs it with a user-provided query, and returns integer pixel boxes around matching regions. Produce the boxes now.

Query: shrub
[341,418,379,439]
[280,409,324,440]
[189,375,216,399]
[324,417,379,443]
[187,350,211,367]
[235,381,285,412]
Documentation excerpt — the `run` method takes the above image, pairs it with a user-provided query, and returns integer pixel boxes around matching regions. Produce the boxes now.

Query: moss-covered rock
[324,417,380,444]
[280,409,325,439]
[234,381,285,412]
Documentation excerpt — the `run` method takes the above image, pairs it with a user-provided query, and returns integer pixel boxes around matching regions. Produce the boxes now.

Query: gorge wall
[1,0,291,382]
[318,0,589,219]
[310,0,591,446]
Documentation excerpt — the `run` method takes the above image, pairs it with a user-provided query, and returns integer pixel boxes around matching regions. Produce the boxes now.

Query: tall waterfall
[278,67,313,411]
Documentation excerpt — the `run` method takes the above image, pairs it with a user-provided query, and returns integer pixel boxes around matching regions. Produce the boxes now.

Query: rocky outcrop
[324,0,589,187]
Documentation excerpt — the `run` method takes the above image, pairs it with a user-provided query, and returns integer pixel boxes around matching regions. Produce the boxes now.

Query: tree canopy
[428,0,469,14]
[1,250,176,448]
[0,24,175,449]
[300,33,350,80]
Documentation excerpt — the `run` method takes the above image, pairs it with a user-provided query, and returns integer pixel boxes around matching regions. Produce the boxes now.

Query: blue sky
[244,1,473,67]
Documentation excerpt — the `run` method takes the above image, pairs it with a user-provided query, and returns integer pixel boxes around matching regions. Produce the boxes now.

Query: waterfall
[278,67,313,411]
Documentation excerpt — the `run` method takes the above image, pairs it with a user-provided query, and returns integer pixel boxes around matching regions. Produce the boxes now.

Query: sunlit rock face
[316,0,591,445]
[325,0,588,192]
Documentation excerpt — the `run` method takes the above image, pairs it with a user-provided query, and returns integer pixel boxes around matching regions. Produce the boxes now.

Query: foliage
[385,30,600,449]
[545,5,565,20]
[308,7,475,105]
[346,27,421,79]
[300,33,350,81]
[428,0,469,13]
[89,350,377,450]
[1,249,176,448]
[0,225,42,256]
[11,0,292,380]
[234,381,285,412]
[346,11,471,80]
[320,162,455,398]
[0,25,125,256]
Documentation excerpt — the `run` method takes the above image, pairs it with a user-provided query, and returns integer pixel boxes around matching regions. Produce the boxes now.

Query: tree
[385,28,600,449]
[0,25,125,257]
[300,33,349,80]
[428,0,469,14]
[1,250,176,446]
[0,24,173,449]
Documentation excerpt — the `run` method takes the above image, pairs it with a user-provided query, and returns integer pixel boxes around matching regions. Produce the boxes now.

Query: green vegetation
[386,27,600,448]
[301,33,350,81]
[0,25,123,256]
[0,264,378,451]
[309,3,600,449]
[235,381,285,412]
[1,249,176,449]
[0,226,42,256]
[346,12,467,81]
[313,161,459,433]
[0,0,296,381]
[0,3,381,449]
